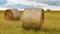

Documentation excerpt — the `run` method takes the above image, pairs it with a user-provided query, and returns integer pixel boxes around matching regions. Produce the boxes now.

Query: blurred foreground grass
[0,11,60,34]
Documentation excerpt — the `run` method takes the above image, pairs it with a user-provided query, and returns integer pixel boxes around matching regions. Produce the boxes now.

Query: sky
[0,0,60,10]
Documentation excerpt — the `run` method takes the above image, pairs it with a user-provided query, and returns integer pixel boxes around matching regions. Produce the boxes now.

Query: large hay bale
[22,8,44,30]
[4,9,20,20]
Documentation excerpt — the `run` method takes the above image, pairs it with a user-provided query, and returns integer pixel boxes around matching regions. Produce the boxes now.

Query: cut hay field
[0,11,60,34]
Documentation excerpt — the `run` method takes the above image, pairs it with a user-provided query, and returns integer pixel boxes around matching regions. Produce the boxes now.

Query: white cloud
[0,7,8,10]
[0,0,60,10]
[7,0,49,9]
[7,0,49,6]
[6,0,60,10]
[0,7,24,10]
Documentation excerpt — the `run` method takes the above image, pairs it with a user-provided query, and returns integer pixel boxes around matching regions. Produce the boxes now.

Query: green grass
[0,11,60,34]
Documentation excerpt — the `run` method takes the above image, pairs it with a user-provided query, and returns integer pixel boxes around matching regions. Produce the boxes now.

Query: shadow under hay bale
[4,9,20,21]
[22,8,44,30]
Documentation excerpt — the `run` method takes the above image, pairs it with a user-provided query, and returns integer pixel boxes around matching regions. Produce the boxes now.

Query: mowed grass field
[0,10,60,34]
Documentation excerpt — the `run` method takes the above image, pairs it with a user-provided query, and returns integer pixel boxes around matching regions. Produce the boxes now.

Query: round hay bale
[22,8,44,30]
[4,9,20,20]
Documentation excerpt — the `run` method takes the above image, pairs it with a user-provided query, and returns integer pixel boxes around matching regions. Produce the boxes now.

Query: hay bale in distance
[22,8,44,30]
[4,9,20,20]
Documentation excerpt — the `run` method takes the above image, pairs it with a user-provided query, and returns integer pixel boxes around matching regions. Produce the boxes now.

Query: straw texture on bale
[22,8,44,30]
[4,9,20,20]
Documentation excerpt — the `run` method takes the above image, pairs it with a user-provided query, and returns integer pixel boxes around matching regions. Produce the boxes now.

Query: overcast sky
[0,0,60,10]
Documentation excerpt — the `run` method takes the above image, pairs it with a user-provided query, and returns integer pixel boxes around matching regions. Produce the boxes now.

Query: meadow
[0,10,60,34]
